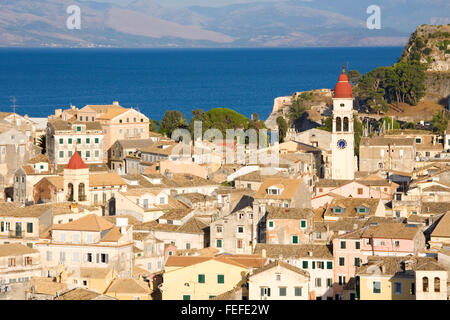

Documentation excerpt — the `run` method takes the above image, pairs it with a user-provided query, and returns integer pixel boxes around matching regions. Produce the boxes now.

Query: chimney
[70,203,79,213]
[116,217,128,234]
[261,249,267,258]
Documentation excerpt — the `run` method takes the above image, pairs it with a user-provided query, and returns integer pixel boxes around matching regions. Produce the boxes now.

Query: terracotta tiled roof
[362,222,421,240]
[28,154,49,164]
[250,260,310,278]
[357,255,445,275]
[324,198,381,218]
[89,173,126,187]
[51,214,114,232]
[431,211,450,238]
[0,243,38,257]
[29,277,68,296]
[79,267,112,279]
[105,278,151,294]
[267,206,314,220]
[254,177,304,200]
[254,243,333,259]
[360,136,415,147]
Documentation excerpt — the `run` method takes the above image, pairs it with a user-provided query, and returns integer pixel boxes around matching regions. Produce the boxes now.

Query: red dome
[334,72,353,98]
[65,150,88,170]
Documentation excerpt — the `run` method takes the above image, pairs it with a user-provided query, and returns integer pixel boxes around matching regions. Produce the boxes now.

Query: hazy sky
[89,0,288,7]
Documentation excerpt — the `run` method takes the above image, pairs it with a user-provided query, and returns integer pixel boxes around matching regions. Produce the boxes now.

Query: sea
[0,47,403,121]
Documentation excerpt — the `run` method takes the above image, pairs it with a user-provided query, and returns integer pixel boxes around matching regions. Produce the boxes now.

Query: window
[394,240,400,247]
[59,138,64,144]
[59,151,64,158]
[87,253,93,262]
[77,126,81,132]
[237,226,244,233]
[186,243,191,250]
[292,236,298,244]
[275,273,281,281]
[302,261,308,269]
[339,257,345,266]
[8,258,16,267]
[334,207,341,213]
[434,277,440,292]
[326,261,333,269]
[26,223,33,233]
[46,251,52,261]
[217,275,224,284]
[354,257,360,267]
[279,287,287,296]
[95,138,99,144]
[101,254,109,263]
[373,281,381,294]
[357,188,363,195]
[359,207,366,213]
[268,221,274,228]
[216,239,222,248]
[77,138,81,144]
[260,287,271,297]
[86,151,90,158]
[340,241,346,249]
[315,278,322,287]
[294,287,302,296]
[86,138,90,144]
[216,225,223,233]
[236,239,243,249]
[300,220,306,228]
[327,278,333,287]
[59,251,66,262]
[355,241,360,249]
[415,138,421,144]
[410,283,415,295]
[394,282,402,295]
[183,295,190,300]
[198,274,205,283]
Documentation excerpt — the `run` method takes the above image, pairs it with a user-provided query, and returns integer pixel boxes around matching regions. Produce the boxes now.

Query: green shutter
[198,274,205,283]
[312,261,315,269]
[269,221,274,228]
[68,138,72,144]
[217,275,224,284]
[217,239,222,248]
[292,236,298,244]
[302,261,308,269]
[95,138,99,144]
[301,220,306,228]
[327,261,332,269]
[183,295,190,300]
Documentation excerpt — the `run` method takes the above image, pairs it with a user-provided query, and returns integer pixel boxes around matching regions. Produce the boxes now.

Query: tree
[149,120,159,133]
[347,69,362,86]
[276,116,288,143]
[37,135,46,154]
[431,110,448,134]
[160,110,187,137]
[379,116,401,131]
[288,97,306,126]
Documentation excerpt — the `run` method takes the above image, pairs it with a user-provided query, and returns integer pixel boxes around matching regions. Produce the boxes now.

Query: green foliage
[319,116,332,132]
[423,47,432,55]
[379,116,401,130]
[356,61,426,110]
[288,97,307,126]
[438,40,450,51]
[402,122,415,129]
[37,135,46,154]
[353,115,363,156]
[149,119,159,132]
[160,110,188,137]
[347,70,362,86]
[431,111,449,134]
[276,116,288,143]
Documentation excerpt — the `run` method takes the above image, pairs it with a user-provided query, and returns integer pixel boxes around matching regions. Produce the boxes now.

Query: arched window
[434,277,440,292]
[67,183,74,202]
[78,183,85,201]
[336,117,342,132]
[423,277,429,292]
[343,117,349,132]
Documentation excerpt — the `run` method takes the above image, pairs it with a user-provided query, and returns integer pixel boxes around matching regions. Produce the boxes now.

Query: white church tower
[331,68,356,180]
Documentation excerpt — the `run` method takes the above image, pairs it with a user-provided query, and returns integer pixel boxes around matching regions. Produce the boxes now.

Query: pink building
[332,222,426,298]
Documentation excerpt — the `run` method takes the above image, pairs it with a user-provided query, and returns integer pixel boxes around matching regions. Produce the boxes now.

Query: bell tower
[331,68,355,180]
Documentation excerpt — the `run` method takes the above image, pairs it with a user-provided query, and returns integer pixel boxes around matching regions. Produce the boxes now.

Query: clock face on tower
[337,139,347,149]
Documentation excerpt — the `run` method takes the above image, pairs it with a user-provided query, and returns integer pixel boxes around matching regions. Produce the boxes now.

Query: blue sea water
[0,47,403,121]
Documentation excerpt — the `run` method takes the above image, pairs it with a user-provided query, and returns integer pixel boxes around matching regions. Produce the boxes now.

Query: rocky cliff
[400,24,450,102]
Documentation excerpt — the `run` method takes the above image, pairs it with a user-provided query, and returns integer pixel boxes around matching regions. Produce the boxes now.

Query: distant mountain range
[0,0,448,48]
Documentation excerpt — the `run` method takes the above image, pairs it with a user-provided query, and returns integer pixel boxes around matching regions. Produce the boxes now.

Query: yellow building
[161,254,266,300]
[67,267,116,294]
[355,255,448,300]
